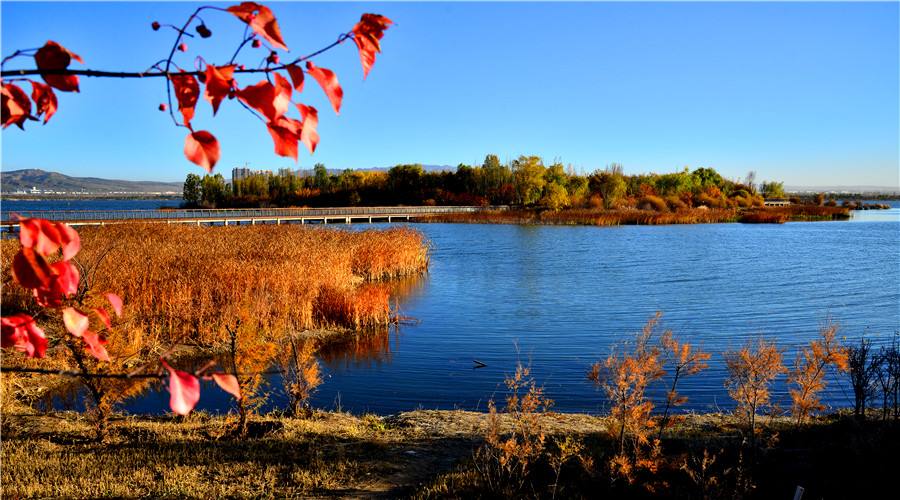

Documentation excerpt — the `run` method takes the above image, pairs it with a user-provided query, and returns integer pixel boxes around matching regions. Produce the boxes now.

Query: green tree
[313,163,330,190]
[512,155,546,205]
[183,173,201,206]
[540,182,570,210]
[589,163,627,209]
[200,173,227,206]
[760,181,785,199]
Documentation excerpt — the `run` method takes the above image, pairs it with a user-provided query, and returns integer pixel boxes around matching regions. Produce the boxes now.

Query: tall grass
[1,224,429,346]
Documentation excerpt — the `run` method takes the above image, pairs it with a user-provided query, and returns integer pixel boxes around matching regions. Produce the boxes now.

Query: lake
[128,204,900,416]
[6,199,898,416]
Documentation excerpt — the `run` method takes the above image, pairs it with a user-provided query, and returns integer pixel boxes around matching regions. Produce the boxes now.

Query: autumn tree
[658,331,710,439]
[3,3,392,173]
[724,338,785,446]
[788,320,849,425]
[512,155,546,206]
[588,163,626,209]
[589,312,666,484]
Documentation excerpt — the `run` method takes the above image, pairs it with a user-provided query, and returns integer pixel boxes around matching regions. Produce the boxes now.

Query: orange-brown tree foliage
[788,321,849,424]
[724,338,786,442]
[589,312,666,484]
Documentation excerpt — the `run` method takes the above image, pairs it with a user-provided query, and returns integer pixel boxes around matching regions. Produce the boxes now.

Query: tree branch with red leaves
[1,2,392,173]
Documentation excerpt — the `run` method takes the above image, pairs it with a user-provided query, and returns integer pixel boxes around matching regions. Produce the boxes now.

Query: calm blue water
[15,199,900,416]
[1,198,181,214]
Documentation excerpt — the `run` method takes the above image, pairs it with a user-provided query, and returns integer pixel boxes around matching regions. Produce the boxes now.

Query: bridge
[0,206,503,231]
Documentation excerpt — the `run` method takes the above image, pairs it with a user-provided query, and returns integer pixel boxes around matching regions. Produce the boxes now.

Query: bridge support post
[388,216,391,223]
[345,217,350,224]
[368,217,372,223]
[276,219,281,225]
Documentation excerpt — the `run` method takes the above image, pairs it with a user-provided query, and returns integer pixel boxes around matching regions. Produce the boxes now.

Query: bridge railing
[0,205,509,223]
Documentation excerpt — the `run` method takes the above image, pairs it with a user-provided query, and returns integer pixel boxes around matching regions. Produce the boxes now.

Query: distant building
[763,198,791,207]
[232,167,252,181]
[232,167,274,182]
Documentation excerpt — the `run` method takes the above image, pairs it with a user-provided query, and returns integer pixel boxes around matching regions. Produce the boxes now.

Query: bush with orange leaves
[589,312,667,486]
[788,320,849,425]
[724,338,786,446]
[658,330,711,439]
[476,362,552,496]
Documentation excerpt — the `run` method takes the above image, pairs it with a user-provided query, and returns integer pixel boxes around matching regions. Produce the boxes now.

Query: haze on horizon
[1,1,897,189]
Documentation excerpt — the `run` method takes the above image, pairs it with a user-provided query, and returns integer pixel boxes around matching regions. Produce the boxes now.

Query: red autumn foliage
[29,80,57,124]
[62,307,90,337]
[3,3,392,171]
[184,130,220,172]
[352,14,393,78]
[211,373,242,399]
[236,80,281,122]
[285,64,304,92]
[20,218,80,260]
[227,2,288,51]
[170,71,200,126]
[266,116,302,160]
[2,82,31,129]
[105,293,123,317]
[296,103,319,154]
[161,359,201,416]
[306,61,343,114]
[34,40,83,92]
[1,313,48,358]
[203,64,235,115]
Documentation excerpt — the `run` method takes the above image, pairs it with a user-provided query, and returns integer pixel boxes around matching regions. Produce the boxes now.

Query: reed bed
[1,224,429,346]
[425,208,741,226]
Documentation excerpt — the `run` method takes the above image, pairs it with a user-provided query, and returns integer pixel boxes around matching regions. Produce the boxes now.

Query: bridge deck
[0,206,502,229]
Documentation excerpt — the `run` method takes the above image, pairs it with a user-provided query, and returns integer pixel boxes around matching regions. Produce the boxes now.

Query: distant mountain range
[1,169,183,194]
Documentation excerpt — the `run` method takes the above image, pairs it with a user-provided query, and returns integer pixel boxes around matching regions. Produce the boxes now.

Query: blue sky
[2,1,898,187]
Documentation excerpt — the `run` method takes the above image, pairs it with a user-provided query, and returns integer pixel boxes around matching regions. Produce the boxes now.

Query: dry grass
[425,208,741,226]
[1,223,429,346]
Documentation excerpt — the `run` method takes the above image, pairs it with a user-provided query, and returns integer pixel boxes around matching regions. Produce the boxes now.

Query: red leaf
[49,260,80,297]
[285,64,304,93]
[170,71,200,126]
[32,260,80,308]
[212,373,241,399]
[19,218,80,260]
[81,330,110,362]
[94,307,112,329]
[161,359,201,415]
[227,2,288,51]
[11,247,53,290]
[34,41,83,92]
[1,314,48,358]
[236,80,281,122]
[204,64,235,115]
[273,72,292,117]
[351,14,393,78]
[2,82,32,129]
[266,116,301,160]
[305,61,342,115]
[30,81,58,124]
[296,103,319,154]
[62,307,89,338]
[184,131,220,172]
[106,293,123,317]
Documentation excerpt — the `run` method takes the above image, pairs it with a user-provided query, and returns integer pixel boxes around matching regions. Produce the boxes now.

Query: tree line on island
[181,155,790,210]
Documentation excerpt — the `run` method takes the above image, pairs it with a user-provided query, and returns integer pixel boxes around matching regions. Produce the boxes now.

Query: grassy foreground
[1,407,897,499]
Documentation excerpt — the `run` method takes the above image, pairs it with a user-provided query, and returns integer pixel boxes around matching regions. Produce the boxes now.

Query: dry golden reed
[1,223,429,346]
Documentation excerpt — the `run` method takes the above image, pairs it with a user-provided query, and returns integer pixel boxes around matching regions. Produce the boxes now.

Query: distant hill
[1,169,183,194]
